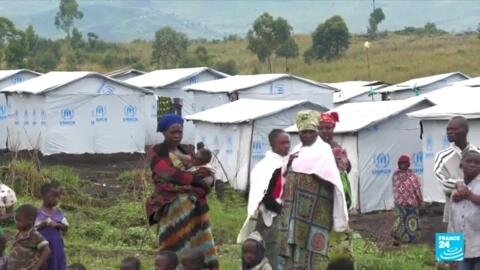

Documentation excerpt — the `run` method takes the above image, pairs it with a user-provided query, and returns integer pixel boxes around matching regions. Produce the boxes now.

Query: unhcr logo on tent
[150,102,157,117]
[14,110,19,125]
[226,135,233,154]
[122,105,138,122]
[252,139,266,162]
[23,110,29,125]
[40,110,47,125]
[412,151,423,174]
[372,153,391,175]
[12,75,24,84]
[95,105,107,122]
[442,135,450,148]
[60,108,75,126]
[269,83,285,95]
[32,109,37,125]
[425,135,434,158]
[0,105,7,120]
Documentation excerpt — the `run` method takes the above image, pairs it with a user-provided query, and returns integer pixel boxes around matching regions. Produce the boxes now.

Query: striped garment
[147,143,219,269]
[434,143,480,223]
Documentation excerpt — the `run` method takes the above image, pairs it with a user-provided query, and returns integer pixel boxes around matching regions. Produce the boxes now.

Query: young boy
[450,150,480,270]
[155,251,178,270]
[8,204,50,270]
[120,256,141,270]
[181,248,206,270]
[242,231,272,270]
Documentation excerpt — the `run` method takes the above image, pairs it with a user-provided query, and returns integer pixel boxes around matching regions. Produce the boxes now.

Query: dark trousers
[255,210,279,270]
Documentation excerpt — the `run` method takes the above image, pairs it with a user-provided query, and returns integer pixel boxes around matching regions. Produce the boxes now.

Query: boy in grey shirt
[450,150,480,270]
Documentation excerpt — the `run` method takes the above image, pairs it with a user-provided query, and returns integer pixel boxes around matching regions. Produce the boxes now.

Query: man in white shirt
[434,116,480,227]
[238,129,290,270]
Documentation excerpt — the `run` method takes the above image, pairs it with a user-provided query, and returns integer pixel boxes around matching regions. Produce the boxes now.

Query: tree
[24,25,39,52]
[5,30,28,68]
[151,27,188,68]
[247,13,294,72]
[215,59,238,75]
[54,0,83,37]
[87,32,98,49]
[367,8,385,37]
[70,27,84,49]
[276,37,299,72]
[27,39,61,72]
[305,15,350,63]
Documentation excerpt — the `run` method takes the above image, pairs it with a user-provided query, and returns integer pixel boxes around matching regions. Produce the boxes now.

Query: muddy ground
[0,151,445,249]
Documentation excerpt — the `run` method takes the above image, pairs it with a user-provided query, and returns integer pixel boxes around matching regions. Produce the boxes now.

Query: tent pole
[246,120,256,192]
[356,134,361,214]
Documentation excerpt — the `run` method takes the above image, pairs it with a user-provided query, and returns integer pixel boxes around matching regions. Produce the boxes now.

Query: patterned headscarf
[296,110,320,132]
[398,155,410,164]
[319,112,339,126]
[157,113,184,132]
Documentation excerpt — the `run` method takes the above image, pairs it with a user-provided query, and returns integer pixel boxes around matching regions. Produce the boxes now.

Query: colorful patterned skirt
[278,172,334,270]
[157,194,219,269]
[393,205,421,243]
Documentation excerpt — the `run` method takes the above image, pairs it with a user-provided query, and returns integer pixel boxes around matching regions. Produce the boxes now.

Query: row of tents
[0,67,478,213]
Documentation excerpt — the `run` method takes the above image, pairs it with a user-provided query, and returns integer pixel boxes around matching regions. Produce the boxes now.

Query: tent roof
[183,73,338,93]
[408,86,480,120]
[330,80,390,103]
[185,98,327,124]
[376,72,470,94]
[1,71,151,94]
[124,67,229,88]
[284,97,433,134]
[450,77,480,87]
[105,68,146,77]
[0,69,41,81]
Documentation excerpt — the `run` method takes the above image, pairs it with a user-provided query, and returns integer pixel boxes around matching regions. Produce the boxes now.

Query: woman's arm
[152,158,196,186]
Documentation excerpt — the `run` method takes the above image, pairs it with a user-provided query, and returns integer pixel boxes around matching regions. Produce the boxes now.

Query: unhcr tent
[376,72,469,101]
[184,73,338,112]
[2,71,151,155]
[285,98,434,213]
[330,81,389,106]
[0,69,41,149]
[106,68,146,81]
[408,89,480,203]
[125,67,228,145]
[186,98,327,190]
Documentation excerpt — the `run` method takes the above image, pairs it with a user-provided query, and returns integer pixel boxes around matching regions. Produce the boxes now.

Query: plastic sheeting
[0,94,8,149]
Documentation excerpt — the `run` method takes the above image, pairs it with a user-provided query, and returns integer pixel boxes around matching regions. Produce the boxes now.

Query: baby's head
[181,248,205,270]
[242,231,266,269]
[193,149,212,166]
[155,251,178,270]
[14,204,37,231]
[327,257,354,270]
[119,256,141,270]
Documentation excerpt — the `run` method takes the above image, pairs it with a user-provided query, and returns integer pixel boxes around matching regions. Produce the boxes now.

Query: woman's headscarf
[157,113,184,132]
[319,111,339,126]
[296,110,320,132]
[242,231,266,270]
[398,155,410,165]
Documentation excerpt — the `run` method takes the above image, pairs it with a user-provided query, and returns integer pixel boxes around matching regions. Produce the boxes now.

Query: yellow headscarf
[296,110,320,131]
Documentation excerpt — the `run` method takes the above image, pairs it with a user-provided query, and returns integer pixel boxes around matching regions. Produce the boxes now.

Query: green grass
[76,33,480,84]
[1,159,440,269]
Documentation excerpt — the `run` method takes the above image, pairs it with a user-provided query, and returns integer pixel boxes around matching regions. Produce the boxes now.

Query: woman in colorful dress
[318,111,354,259]
[145,114,219,269]
[278,110,349,270]
[392,155,423,244]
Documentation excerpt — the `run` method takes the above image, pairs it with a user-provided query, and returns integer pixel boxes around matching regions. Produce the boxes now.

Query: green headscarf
[296,110,320,132]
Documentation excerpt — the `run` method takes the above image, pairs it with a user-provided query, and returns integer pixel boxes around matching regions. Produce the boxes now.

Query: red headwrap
[398,155,410,163]
[319,112,339,125]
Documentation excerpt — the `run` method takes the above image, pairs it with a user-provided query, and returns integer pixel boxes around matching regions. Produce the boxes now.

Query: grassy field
[78,33,480,84]
[0,158,442,269]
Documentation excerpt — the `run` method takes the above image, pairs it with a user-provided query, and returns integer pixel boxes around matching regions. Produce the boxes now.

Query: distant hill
[0,0,478,41]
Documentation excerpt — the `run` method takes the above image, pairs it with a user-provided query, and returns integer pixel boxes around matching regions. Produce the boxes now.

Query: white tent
[125,67,229,145]
[106,68,146,81]
[0,69,41,149]
[183,73,338,113]
[330,80,389,106]
[376,72,470,101]
[2,71,151,155]
[186,98,328,190]
[408,95,480,203]
[285,98,434,213]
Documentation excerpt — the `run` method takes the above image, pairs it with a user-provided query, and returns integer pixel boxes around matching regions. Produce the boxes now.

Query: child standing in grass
[450,151,480,270]
[35,182,68,270]
[8,204,50,270]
